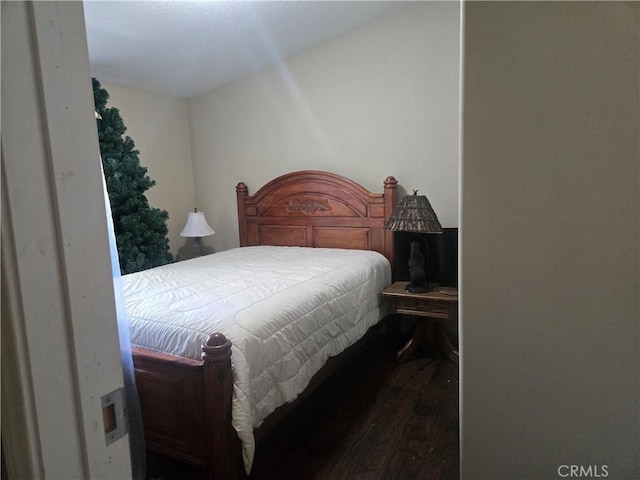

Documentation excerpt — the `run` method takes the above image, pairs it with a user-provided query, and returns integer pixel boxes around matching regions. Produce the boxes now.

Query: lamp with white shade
[180,209,215,257]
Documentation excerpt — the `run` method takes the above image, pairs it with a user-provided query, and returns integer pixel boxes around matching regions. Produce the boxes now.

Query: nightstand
[382,281,459,363]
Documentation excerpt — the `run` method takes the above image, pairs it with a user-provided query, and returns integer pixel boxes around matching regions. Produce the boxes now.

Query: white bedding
[122,245,391,472]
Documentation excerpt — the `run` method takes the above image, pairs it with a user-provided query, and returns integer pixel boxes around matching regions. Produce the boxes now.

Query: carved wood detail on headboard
[236,171,397,266]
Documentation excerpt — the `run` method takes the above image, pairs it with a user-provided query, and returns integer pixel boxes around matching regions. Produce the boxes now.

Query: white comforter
[122,246,391,472]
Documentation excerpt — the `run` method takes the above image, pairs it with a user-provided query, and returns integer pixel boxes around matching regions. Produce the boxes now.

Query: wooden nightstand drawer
[395,298,450,318]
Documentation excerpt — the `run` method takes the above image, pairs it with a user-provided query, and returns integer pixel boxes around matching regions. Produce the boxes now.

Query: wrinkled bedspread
[122,246,391,472]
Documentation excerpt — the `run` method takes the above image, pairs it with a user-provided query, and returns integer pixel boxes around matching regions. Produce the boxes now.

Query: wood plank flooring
[146,322,459,480]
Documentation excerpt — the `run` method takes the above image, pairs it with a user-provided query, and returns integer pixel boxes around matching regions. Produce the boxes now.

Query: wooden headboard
[236,171,397,265]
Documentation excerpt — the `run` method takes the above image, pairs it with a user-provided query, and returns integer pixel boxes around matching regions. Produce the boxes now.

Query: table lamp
[384,190,442,292]
[180,208,215,257]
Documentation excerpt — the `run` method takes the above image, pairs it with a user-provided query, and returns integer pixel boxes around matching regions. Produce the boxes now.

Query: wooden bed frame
[132,171,397,479]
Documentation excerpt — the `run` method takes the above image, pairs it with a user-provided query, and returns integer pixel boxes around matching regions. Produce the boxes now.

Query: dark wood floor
[146,322,459,480]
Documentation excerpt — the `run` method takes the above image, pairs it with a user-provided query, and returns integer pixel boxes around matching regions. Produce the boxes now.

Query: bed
[129,170,398,479]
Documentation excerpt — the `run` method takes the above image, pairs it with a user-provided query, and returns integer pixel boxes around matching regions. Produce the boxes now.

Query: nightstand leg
[397,317,436,363]
[436,322,459,364]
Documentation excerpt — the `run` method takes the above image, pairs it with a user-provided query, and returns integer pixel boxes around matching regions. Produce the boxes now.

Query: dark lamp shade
[384,193,443,234]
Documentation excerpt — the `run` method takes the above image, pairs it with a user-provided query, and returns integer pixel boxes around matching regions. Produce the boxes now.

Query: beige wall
[461,2,639,478]
[187,2,461,252]
[100,83,196,258]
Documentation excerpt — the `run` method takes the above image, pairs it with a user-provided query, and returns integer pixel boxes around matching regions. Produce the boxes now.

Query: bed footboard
[133,334,238,480]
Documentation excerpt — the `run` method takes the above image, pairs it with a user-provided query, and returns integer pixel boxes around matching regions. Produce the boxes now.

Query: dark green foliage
[93,78,174,274]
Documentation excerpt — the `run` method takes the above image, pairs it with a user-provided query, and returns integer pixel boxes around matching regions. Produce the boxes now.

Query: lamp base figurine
[407,240,429,292]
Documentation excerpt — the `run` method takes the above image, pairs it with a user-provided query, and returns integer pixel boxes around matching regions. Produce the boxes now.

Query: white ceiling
[84,1,412,98]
